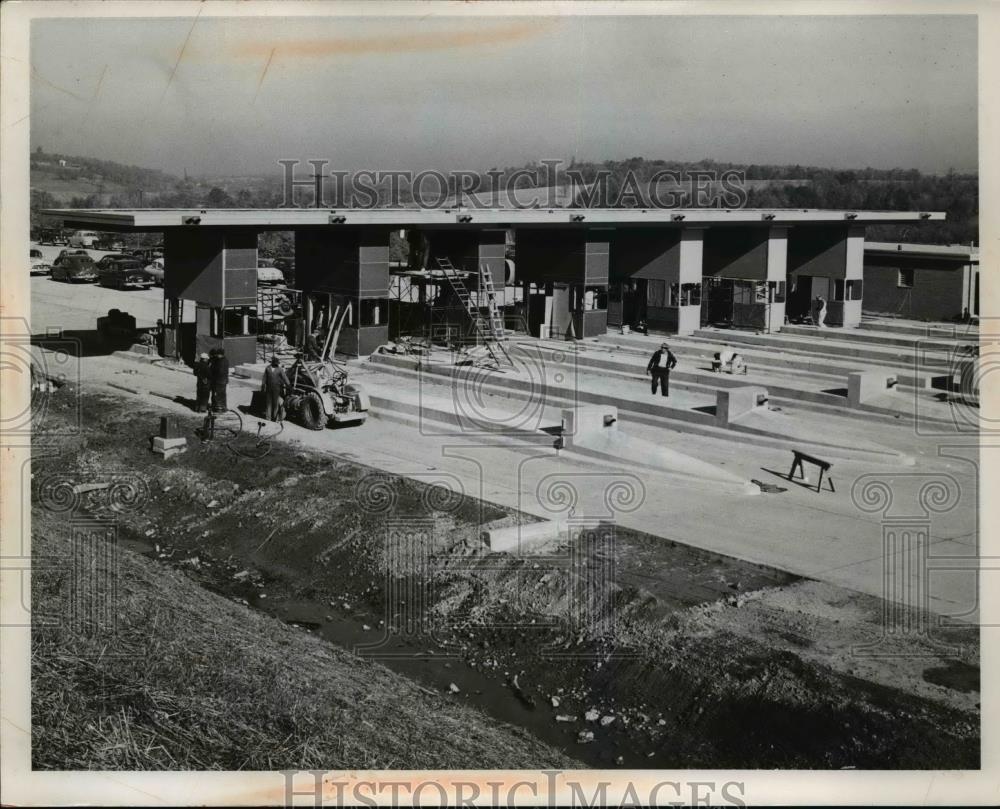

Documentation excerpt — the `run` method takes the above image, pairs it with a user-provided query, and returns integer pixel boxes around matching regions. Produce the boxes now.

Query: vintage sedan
[144,258,165,286]
[36,228,69,246]
[51,254,98,283]
[30,248,52,275]
[53,248,90,266]
[97,256,156,289]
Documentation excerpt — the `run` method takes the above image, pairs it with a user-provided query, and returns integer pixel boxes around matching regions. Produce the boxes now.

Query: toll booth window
[223,306,256,337]
[583,286,607,311]
[360,299,386,326]
[897,269,915,288]
[647,279,667,307]
[834,279,845,301]
[769,281,786,303]
[680,283,702,306]
[846,279,863,300]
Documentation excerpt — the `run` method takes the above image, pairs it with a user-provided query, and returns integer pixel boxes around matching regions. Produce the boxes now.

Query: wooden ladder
[436,257,512,369]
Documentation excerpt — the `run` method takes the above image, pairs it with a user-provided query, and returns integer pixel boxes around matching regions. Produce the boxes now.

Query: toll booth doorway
[607,280,647,330]
[700,277,767,330]
[786,275,821,323]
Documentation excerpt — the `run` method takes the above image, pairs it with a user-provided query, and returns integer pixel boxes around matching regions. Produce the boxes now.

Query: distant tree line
[31,153,978,247]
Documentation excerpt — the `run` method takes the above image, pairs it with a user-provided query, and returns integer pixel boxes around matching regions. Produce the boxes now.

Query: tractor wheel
[297,392,326,430]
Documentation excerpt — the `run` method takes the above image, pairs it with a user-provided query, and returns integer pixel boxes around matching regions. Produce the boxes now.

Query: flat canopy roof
[41,207,945,232]
[865,241,978,263]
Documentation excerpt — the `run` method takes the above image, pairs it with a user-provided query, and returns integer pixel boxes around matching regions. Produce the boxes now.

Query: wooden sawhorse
[788,450,835,493]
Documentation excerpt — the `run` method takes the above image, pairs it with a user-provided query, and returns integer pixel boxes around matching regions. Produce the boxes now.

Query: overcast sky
[30,14,978,177]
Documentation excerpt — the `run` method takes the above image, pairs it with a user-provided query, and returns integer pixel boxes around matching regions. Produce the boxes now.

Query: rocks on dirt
[555,715,576,723]
[585,708,600,722]
[577,730,595,744]
[449,683,460,694]
[600,715,616,726]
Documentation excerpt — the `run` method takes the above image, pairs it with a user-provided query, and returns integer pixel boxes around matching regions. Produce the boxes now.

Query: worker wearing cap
[646,342,677,397]
[261,355,290,422]
[193,352,212,413]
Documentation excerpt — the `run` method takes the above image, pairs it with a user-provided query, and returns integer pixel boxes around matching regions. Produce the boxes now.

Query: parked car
[51,254,98,283]
[96,252,135,267]
[53,248,90,266]
[144,258,165,286]
[93,233,126,252]
[257,258,285,286]
[97,256,156,289]
[30,248,52,275]
[131,246,164,264]
[68,230,101,249]
[37,228,69,246]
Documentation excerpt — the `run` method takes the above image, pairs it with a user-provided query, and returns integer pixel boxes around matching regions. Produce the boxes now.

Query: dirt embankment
[32,388,979,769]
[31,509,577,770]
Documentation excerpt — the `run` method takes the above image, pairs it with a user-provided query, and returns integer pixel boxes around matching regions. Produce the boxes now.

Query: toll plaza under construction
[43,206,945,365]
[39,202,980,496]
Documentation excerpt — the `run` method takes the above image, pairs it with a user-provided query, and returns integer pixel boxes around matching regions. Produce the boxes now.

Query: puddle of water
[923,660,979,693]
[256,596,645,767]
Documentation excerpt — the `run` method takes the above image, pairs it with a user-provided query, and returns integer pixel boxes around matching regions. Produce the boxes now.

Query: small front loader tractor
[280,304,370,429]
[284,356,369,429]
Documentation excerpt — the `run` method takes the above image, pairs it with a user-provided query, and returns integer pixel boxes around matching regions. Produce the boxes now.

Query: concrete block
[482,521,568,553]
[847,371,897,407]
[561,405,618,448]
[129,343,158,356]
[715,386,768,428]
[151,435,188,457]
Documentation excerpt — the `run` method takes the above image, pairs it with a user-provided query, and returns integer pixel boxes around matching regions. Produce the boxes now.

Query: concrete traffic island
[363,350,918,464]
[560,405,759,495]
[714,386,769,428]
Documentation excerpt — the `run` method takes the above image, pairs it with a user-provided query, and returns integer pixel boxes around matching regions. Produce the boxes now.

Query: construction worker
[646,342,677,397]
[209,348,230,412]
[193,352,212,412]
[304,329,323,360]
[812,295,828,328]
[261,356,290,422]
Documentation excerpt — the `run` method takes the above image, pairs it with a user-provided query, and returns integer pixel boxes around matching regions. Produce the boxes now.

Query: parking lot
[29,241,188,334]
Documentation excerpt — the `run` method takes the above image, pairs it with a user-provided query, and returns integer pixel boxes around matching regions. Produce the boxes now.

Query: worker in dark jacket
[304,329,323,360]
[193,352,212,413]
[209,348,230,412]
[261,356,290,422]
[646,342,677,397]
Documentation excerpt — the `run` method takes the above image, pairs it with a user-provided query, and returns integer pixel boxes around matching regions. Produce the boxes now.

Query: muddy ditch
[31,387,980,768]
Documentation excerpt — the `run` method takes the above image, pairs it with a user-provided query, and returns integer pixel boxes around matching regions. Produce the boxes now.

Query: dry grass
[31,508,577,770]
